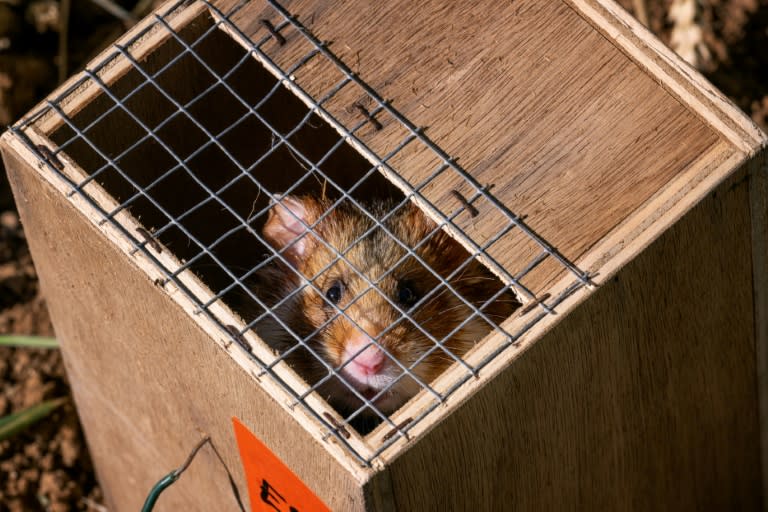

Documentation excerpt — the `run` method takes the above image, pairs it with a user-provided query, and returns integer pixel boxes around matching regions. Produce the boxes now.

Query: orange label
[232,417,331,512]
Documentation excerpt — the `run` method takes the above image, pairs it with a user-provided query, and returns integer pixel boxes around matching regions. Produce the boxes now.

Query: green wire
[141,436,208,512]
[140,435,245,512]
[141,472,179,512]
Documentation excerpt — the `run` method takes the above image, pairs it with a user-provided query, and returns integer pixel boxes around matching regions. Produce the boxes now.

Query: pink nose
[350,348,385,376]
[344,338,386,377]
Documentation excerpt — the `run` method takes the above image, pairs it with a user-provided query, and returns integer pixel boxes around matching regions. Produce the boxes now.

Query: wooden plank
[1,137,374,511]
[383,166,762,509]
[211,0,725,293]
[565,0,767,153]
[750,150,768,507]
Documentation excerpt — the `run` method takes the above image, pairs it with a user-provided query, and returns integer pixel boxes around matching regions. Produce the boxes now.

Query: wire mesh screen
[11,0,591,465]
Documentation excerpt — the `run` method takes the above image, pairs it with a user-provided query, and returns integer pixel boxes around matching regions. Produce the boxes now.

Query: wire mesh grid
[10,0,592,465]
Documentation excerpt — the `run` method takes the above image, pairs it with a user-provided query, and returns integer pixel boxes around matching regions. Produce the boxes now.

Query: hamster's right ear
[263,195,320,266]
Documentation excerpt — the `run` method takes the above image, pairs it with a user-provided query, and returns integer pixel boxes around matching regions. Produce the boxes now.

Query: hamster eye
[397,282,418,307]
[325,281,344,305]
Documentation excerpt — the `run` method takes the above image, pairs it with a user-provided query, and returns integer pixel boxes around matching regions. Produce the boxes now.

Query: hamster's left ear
[263,195,321,266]
[402,200,438,239]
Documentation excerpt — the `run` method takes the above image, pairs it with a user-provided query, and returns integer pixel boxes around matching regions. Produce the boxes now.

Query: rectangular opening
[29,8,530,446]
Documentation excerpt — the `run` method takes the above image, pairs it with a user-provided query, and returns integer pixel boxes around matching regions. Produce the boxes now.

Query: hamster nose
[344,339,386,377]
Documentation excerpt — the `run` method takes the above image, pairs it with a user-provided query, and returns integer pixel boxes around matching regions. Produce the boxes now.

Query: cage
[2,0,767,510]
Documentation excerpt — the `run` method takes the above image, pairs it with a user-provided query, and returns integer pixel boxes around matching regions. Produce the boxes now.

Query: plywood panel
[566,0,767,152]
[750,151,768,504]
[2,143,369,511]
[384,167,761,509]
[212,0,724,292]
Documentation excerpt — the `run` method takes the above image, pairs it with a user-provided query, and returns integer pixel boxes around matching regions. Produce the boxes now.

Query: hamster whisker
[433,303,471,316]
[409,288,452,313]
[449,275,503,284]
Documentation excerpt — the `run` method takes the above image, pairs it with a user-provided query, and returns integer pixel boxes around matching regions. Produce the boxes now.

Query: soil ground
[0,0,766,510]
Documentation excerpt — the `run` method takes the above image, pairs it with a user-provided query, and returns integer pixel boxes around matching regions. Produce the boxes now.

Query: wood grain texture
[384,168,762,509]
[750,151,768,507]
[2,142,371,511]
[565,0,767,152]
[213,0,725,293]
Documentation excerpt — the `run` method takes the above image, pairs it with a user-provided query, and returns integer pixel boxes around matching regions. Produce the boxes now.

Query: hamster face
[259,195,520,416]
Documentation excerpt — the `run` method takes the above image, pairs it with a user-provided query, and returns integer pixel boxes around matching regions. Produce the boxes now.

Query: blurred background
[0,0,766,510]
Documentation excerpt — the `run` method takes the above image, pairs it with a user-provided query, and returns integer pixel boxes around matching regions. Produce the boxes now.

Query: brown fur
[249,195,520,416]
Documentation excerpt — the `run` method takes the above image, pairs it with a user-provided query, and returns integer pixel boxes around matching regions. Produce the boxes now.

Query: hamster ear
[402,200,437,238]
[263,195,319,265]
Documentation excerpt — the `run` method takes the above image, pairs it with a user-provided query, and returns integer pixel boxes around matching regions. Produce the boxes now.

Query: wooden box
[2,0,767,509]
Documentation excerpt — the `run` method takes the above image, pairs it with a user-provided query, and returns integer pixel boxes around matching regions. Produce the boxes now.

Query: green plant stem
[0,335,59,348]
[0,398,67,441]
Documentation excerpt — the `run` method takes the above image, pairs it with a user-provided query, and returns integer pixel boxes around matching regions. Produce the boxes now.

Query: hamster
[247,194,520,419]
